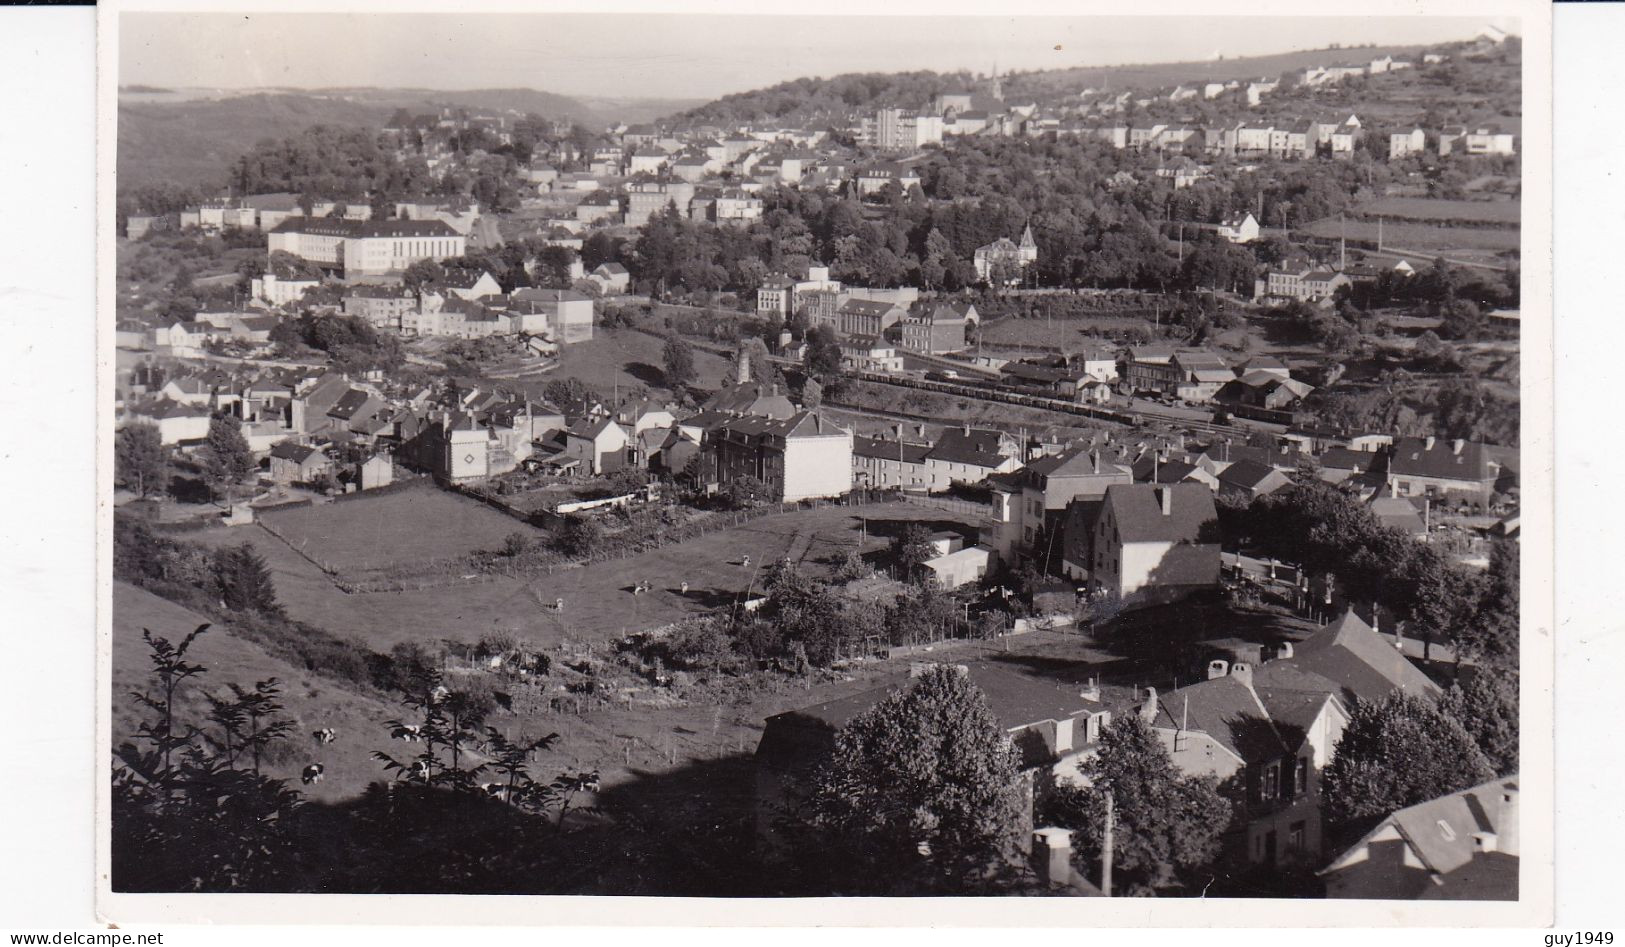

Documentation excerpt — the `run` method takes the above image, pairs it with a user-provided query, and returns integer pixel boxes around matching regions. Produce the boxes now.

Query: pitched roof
[852,436,932,464]
[1336,776,1519,886]
[1255,610,1440,705]
[1388,437,1497,482]
[1216,459,1283,491]
[1099,482,1218,544]
[1151,674,1289,762]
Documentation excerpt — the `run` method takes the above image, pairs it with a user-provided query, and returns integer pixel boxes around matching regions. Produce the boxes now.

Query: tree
[402,259,445,292]
[890,523,936,583]
[200,414,256,501]
[116,423,169,498]
[1043,714,1230,895]
[661,335,696,390]
[803,324,842,378]
[1321,691,1495,831]
[553,514,603,558]
[791,666,1026,893]
[1439,668,1519,776]
[112,625,303,891]
[800,376,823,410]
[213,544,280,615]
[725,474,771,509]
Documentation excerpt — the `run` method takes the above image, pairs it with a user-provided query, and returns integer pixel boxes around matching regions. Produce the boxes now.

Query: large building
[267,217,466,277]
[1086,482,1221,606]
[989,446,1132,569]
[897,302,971,355]
[859,107,944,151]
[705,410,853,503]
[973,226,1038,284]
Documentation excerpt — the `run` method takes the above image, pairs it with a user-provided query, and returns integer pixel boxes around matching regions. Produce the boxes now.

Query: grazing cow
[680,581,689,594]
[312,727,337,745]
[301,763,325,785]
[410,760,431,780]
[392,724,422,742]
[741,556,751,568]
[430,685,450,702]
[555,598,565,611]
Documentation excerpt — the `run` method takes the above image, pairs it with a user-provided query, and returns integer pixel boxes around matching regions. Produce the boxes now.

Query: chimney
[1424,435,1436,451]
[1274,641,1295,661]
[1207,659,1230,680]
[1138,686,1158,723]
[1229,661,1253,685]
[1452,438,1466,455]
[1080,677,1101,702]
[1031,827,1074,887]
[1498,785,1519,857]
[1157,486,1173,516]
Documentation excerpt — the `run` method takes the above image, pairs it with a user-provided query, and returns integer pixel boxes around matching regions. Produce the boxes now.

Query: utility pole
[1102,788,1115,897]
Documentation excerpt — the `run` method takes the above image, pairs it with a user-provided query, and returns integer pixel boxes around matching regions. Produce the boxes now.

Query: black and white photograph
[94,0,1549,922]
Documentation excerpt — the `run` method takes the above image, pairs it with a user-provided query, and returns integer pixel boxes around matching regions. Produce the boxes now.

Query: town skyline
[120,13,1510,102]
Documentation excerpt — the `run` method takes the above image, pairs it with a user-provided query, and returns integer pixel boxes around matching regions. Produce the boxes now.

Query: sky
[120,13,1509,102]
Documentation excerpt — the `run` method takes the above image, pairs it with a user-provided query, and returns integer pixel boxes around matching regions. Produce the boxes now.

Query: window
[1261,762,1280,801]
[1294,758,1309,797]
[1287,821,1305,853]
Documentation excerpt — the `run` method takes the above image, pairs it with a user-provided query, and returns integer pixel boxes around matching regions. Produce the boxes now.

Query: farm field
[507,327,734,400]
[977,315,1155,353]
[196,501,991,654]
[1355,197,1520,225]
[256,480,539,575]
[1301,216,1518,259]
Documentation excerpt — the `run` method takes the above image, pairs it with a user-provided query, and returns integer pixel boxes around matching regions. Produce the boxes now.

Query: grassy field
[112,581,403,804]
[1355,197,1520,225]
[978,315,1156,353]
[507,327,734,401]
[198,501,989,654]
[256,481,538,575]
[1301,216,1519,256]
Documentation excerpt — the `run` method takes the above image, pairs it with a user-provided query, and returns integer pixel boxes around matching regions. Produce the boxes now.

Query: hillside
[667,70,976,126]
[111,581,401,805]
[1006,43,1433,97]
[117,93,398,190]
[664,44,1441,126]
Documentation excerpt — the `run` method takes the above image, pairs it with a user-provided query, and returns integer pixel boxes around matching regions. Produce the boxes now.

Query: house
[1215,459,1292,502]
[124,398,212,446]
[851,435,934,491]
[854,161,924,195]
[1144,668,1346,871]
[575,193,620,224]
[925,425,1022,488]
[1442,125,1516,157]
[437,267,503,302]
[1385,437,1503,504]
[1321,777,1519,900]
[755,661,1119,854]
[1088,483,1220,606]
[588,262,630,294]
[1215,372,1314,412]
[508,288,595,344]
[858,109,942,151]
[251,271,321,307]
[1253,610,1441,707]
[627,148,669,175]
[838,335,903,373]
[1216,212,1260,244]
[973,226,1039,284]
[564,417,630,475]
[897,303,969,355]
[268,441,332,485]
[1389,127,1427,160]
[705,411,853,503]
[1369,494,1429,536]
[1169,351,1235,403]
[991,446,1132,570]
